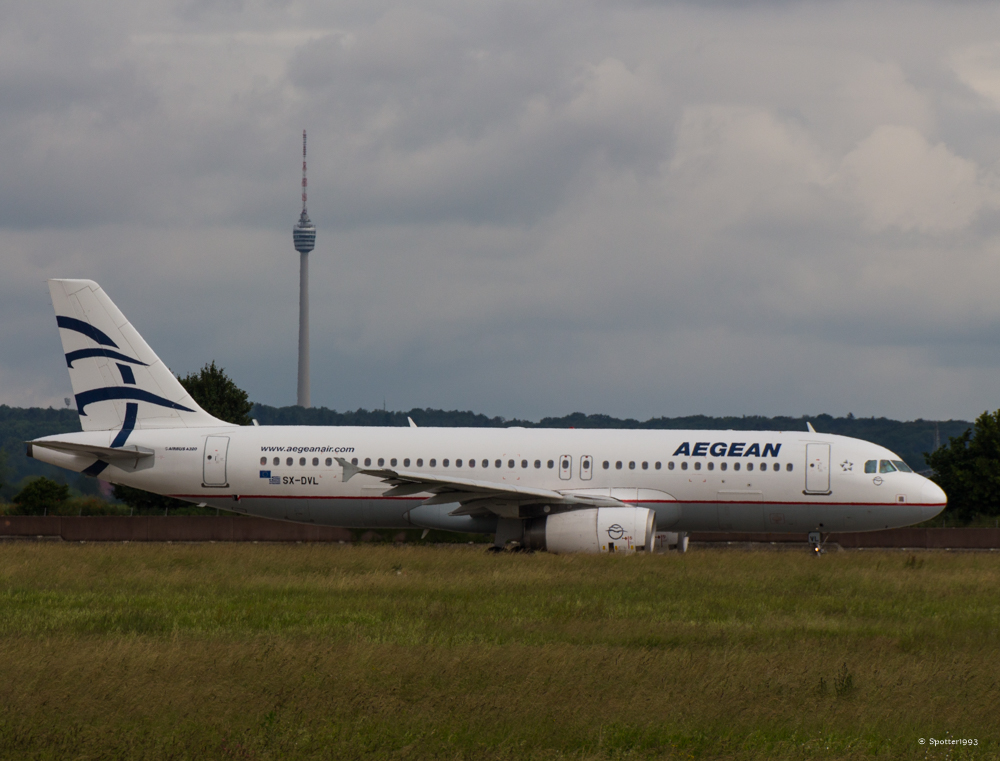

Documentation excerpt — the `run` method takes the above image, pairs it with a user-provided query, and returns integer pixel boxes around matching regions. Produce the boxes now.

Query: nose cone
[919,478,947,521]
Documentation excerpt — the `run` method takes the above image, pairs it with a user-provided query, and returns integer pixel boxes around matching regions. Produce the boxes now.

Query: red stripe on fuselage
[168,494,944,508]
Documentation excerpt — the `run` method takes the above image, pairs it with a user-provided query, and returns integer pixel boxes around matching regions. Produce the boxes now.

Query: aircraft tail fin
[49,279,229,432]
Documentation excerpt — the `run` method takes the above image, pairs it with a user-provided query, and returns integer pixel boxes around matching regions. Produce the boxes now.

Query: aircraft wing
[336,457,623,516]
[28,439,155,462]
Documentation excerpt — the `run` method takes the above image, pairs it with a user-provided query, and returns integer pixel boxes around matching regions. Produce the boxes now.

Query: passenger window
[287,457,293,466]
[547,460,554,469]
[642,462,648,470]
[616,461,623,470]
[733,462,740,471]
[681,462,688,470]
[535,460,542,468]
[391,458,397,467]
[456,459,463,467]
[260,457,267,466]
[694,462,701,471]
[879,460,897,473]
[482,459,489,468]
[509,459,516,468]
[326,458,332,466]
[364,458,371,466]
[351,458,359,466]
[864,460,877,474]
[299,457,306,466]
[403,458,410,467]
[273,457,280,466]
[442,459,449,467]
[496,460,502,468]
[786,463,793,471]
[522,460,528,468]
[655,462,661,470]
[378,458,384,467]
[603,461,610,469]
[629,461,635,470]
[430,459,437,467]
[416,458,423,467]
[468,458,475,468]
[773,463,779,472]
[747,462,753,472]
[720,462,727,471]
[707,462,714,471]
[668,462,674,470]
[312,457,319,466]
[891,460,913,473]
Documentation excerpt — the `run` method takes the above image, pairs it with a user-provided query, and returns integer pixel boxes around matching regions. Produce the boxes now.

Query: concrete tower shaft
[297,249,309,408]
[292,130,316,408]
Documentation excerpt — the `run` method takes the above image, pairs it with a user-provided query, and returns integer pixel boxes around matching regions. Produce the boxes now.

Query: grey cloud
[292,18,672,227]
[3,0,1000,424]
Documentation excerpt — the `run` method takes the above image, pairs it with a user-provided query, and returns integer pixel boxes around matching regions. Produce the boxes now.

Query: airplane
[28,279,947,554]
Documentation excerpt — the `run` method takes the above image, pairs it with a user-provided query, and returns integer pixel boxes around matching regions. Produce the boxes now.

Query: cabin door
[203,436,229,487]
[804,443,831,494]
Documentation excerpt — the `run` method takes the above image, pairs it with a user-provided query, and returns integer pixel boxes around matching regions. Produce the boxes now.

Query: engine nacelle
[522,507,656,554]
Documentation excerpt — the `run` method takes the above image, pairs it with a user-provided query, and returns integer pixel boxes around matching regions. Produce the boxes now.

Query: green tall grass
[0,543,996,759]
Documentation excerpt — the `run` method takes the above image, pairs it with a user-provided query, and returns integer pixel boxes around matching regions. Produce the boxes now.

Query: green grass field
[0,543,996,760]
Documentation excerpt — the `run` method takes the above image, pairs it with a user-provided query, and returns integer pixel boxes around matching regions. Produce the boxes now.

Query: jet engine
[522,507,656,554]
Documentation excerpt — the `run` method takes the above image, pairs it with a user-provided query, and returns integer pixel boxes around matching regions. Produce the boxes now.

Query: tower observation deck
[293,209,316,254]
[293,130,316,407]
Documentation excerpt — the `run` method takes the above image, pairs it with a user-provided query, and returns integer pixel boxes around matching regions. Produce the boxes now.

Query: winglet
[806,421,816,433]
[408,417,417,428]
[336,456,360,482]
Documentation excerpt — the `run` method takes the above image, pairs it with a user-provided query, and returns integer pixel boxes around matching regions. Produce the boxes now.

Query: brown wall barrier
[1,516,999,548]
[689,528,1000,549]
[0,516,353,543]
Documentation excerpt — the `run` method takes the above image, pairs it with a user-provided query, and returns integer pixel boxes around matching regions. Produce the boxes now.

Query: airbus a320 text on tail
[28,279,946,553]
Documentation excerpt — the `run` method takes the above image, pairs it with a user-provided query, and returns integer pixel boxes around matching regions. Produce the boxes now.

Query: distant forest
[0,403,974,498]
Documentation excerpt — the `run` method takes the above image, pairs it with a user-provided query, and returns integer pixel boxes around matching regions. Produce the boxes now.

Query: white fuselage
[33,425,947,534]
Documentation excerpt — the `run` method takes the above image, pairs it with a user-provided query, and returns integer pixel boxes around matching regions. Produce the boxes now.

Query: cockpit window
[891,460,913,473]
[879,460,897,474]
[864,460,877,474]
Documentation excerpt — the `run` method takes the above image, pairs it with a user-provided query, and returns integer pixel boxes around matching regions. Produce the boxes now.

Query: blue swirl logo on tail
[58,313,195,417]
[82,402,140,477]
[74,387,195,417]
[56,316,119,347]
[65,348,148,368]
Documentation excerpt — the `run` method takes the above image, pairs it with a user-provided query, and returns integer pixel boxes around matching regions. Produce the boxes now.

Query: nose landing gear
[808,531,824,555]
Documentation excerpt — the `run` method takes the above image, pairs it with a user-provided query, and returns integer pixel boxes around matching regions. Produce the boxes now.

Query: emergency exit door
[804,443,830,494]
[203,436,230,487]
[559,455,572,480]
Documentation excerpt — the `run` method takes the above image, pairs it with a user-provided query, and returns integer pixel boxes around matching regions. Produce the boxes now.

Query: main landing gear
[489,517,526,553]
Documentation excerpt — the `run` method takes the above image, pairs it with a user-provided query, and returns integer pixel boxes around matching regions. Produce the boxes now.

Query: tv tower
[292,130,316,408]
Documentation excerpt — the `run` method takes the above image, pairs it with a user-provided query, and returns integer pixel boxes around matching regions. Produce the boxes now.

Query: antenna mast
[301,130,308,213]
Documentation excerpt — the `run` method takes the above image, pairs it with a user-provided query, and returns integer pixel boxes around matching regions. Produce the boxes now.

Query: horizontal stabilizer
[28,439,154,462]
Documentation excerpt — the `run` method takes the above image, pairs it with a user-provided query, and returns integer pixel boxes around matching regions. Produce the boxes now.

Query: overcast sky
[3,1,1000,422]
